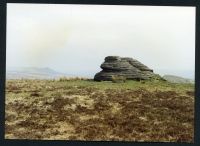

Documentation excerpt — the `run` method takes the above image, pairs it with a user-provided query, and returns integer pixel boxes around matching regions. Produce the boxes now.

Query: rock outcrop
[94,56,162,81]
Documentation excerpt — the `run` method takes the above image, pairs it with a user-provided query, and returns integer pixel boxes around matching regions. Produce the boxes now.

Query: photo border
[0,0,199,146]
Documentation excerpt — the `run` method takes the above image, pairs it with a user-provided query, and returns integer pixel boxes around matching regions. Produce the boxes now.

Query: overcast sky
[7,4,195,79]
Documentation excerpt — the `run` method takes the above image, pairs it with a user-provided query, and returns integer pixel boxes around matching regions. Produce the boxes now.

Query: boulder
[94,56,162,81]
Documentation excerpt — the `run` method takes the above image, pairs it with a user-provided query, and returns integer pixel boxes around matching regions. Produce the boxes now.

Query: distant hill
[163,75,194,84]
[6,67,72,79]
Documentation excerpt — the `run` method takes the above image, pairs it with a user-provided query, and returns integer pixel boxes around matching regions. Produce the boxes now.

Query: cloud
[6,4,195,78]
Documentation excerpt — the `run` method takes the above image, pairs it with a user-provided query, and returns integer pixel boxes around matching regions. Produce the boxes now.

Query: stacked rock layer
[94,56,162,81]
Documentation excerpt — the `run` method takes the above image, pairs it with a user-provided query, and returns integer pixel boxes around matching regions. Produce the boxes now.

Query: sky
[6,4,196,79]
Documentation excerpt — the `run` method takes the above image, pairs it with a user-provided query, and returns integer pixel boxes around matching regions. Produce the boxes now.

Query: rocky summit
[94,56,163,81]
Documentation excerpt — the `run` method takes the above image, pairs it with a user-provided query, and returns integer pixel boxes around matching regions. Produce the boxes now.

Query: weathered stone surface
[101,60,136,71]
[122,57,153,72]
[94,56,163,81]
[105,56,121,62]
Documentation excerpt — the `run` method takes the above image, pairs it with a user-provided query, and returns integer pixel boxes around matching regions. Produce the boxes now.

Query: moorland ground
[5,79,194,142]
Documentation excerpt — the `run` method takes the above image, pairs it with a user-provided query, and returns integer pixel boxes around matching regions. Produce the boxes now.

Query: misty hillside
[163,75,194,84]
[6,67,70,79]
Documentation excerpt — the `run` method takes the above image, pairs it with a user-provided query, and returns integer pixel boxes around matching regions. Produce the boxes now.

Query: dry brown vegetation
[5,79,194,142]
